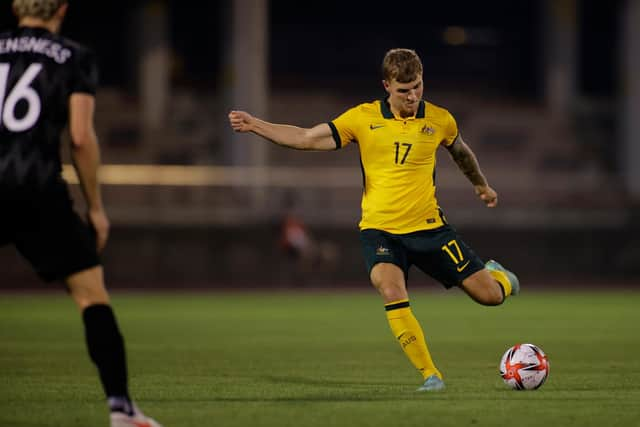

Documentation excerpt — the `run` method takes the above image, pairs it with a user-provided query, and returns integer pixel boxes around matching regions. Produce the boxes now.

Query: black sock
[107,396,134,416]
[82,304,131,409]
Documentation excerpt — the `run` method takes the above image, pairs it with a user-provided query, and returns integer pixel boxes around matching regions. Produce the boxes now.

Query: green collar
[380,97,426,119]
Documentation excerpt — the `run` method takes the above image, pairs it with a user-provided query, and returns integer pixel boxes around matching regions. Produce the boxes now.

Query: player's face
[383,76,423,118]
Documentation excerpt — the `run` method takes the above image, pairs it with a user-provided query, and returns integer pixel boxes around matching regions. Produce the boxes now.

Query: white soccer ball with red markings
[499,343,549,390]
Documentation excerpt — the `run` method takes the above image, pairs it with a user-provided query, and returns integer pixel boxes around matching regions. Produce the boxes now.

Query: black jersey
[0,26,98,192]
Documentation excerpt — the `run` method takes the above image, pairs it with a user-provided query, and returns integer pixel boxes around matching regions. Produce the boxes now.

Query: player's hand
[474,185,498,207]
[228,110,255,132]
[87,208,110,252]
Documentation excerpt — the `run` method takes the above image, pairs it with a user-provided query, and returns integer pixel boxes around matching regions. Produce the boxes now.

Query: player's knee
[73,293,111,311]
[66,267,110,310]
[371,277,407,302]
[372,282,407,301]
[379,284,407,302]
[369,263,407,302]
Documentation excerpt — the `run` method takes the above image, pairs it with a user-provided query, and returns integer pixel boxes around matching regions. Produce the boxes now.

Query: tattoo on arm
[446,136,487,186]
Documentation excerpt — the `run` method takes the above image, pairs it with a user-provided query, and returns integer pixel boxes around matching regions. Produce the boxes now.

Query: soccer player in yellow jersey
[228,48,520,391]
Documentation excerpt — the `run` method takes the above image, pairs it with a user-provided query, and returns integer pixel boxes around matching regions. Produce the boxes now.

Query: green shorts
[360,225,485,289]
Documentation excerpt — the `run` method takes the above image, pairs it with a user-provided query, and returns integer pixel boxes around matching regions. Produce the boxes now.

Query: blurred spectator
[278,191,338,286]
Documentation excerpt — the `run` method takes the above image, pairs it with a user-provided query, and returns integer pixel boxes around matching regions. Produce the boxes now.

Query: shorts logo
[370,124,385,130]
[376,246,391,256]
[456,260,471,272]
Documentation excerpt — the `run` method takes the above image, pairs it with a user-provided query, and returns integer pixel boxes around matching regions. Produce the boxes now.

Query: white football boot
[110,405,162,427]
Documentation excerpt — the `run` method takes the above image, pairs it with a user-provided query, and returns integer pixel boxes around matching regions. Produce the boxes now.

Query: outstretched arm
[445,135,498,207]
[228,110,337,151]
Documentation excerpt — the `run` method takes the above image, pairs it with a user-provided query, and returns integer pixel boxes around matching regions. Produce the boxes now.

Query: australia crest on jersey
[421,125,435,135]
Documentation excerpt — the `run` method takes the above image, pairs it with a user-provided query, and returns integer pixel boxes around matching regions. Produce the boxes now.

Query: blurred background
[1,0,639,289]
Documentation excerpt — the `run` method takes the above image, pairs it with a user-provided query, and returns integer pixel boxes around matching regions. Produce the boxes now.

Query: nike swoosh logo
[456,260,471,272]
[369,124,385,130]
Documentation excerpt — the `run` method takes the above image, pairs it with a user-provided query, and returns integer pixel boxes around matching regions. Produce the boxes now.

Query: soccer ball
[499,343,549,390]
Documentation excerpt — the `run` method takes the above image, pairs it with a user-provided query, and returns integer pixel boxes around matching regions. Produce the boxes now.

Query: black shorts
[360,225,485,288]
[0,186,100,282]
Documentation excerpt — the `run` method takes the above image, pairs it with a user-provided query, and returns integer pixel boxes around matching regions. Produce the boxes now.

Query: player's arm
[69,93,110,251]
[445,135,498,207]
[228,110,337,151]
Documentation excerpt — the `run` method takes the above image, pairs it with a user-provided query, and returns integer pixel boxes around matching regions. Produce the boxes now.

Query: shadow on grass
[209,396,445,402]
[187,376,637,403]
[262,374,405,388]
[202,374,451,402]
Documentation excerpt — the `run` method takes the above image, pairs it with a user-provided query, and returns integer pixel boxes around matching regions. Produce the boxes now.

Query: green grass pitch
[1,289,639,427]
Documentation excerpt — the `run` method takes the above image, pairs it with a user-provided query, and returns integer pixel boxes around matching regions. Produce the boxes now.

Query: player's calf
[460,269,505,306]
[82,304,163,426]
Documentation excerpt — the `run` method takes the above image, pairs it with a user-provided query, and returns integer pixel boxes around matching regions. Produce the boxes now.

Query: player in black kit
[0,1,161,426]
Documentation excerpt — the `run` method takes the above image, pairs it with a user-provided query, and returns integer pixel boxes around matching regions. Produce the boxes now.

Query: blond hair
[382,48,423,83]
[13,0,66,20]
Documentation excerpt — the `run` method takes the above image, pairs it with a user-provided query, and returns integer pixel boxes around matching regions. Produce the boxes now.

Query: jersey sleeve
[441,110,459,147]
[328,106,360,149]
[71,48,99,95]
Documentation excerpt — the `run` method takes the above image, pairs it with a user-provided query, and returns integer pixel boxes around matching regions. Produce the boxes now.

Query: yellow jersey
[329,99,458,234]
